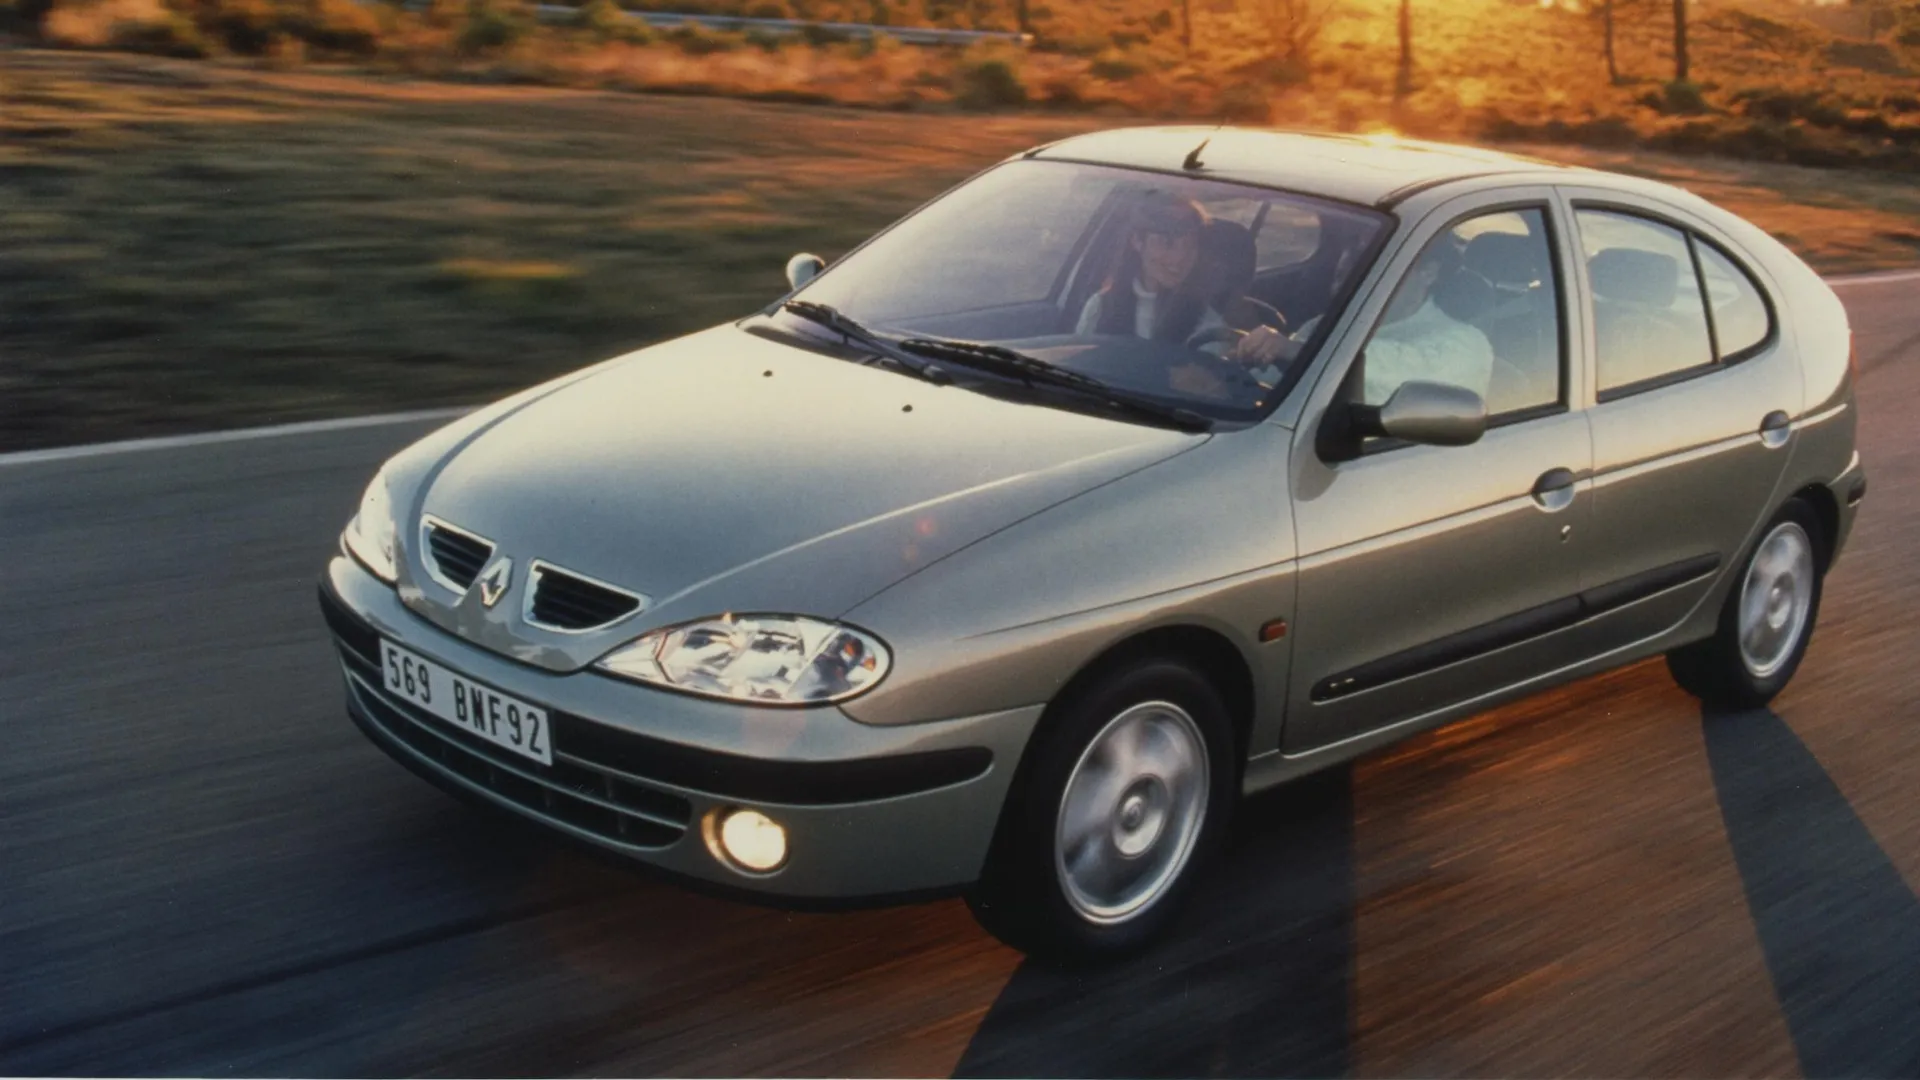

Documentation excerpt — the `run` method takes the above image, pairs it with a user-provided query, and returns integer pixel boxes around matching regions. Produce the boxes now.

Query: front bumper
[321,555,1040,902]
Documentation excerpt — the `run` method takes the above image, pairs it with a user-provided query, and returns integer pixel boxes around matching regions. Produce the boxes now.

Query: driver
[1075,193,1287,396]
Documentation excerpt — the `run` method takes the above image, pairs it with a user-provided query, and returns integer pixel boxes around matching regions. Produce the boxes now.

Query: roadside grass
[2,48,1916,452]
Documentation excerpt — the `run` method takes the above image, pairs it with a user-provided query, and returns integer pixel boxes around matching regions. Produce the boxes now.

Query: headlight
[596,614,890,705]
[341,469,399,584]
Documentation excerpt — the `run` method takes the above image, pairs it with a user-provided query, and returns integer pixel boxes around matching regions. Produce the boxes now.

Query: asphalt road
[4,272,1918,1077]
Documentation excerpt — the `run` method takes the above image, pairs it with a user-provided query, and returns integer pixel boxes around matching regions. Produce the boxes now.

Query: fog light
[715,808,787,873]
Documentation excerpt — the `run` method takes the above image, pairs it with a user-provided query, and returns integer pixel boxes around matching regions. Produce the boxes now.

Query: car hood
[398,325,1205,672]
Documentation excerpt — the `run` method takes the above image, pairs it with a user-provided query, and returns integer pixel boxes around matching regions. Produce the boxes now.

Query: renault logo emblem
[476,557,513,609]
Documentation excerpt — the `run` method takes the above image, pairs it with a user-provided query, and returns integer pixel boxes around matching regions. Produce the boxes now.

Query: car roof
[1028,126,1587,208]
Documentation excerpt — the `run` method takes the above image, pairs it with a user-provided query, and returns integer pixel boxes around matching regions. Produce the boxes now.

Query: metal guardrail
[534,4,1032,45]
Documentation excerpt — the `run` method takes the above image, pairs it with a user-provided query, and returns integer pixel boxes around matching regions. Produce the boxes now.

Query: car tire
[1666,498,1827,710]
[964,655,1235,965]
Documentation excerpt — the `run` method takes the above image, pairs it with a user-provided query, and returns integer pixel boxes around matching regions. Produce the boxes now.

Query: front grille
[347,668,691,849]
[422,518,494,592]
[526,562,644,632]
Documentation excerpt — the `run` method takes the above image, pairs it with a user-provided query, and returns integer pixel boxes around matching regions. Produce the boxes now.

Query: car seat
[1461,231,1557,414]
[1199,220,1287,332]
[1588,246,1709,388]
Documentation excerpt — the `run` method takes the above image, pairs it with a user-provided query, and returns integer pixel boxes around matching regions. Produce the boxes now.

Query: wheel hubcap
[1055,701,1209,925]
[1737,521,1814,680]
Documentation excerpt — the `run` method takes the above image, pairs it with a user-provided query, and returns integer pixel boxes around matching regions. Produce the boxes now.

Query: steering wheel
[1181,326,1269,395]
[1183,325,1244,353]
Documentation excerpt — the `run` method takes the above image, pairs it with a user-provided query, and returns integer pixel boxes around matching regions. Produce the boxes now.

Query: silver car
[321,127,1864,961]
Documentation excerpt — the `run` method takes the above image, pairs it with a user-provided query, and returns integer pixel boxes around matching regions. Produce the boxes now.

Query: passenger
[1076,194,1288,385]
[1360,245,1495,404]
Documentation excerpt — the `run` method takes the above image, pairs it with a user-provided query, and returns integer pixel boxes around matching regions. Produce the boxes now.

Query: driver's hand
[1229,325,1291,364]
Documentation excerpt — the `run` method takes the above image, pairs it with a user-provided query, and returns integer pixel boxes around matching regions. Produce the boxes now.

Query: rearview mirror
[1358,380,1487,447]
[785,252,825,291]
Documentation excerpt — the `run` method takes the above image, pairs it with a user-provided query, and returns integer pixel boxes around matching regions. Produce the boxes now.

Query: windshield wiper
[779,301,953,386]
[896,336,1212,433]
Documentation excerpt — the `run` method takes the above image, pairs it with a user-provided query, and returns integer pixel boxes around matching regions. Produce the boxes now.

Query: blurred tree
[1394,0,1411,97]
[1672,0,1689,81]
[1604,0,1618,83]
[1253,0,1337,71]
[1180,0,1190,51]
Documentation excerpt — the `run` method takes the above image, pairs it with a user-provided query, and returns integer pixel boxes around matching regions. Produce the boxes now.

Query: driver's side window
[1358,208,1561,417]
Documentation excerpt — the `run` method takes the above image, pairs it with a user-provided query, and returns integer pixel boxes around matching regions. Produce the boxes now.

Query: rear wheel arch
[1787,482,1839,569]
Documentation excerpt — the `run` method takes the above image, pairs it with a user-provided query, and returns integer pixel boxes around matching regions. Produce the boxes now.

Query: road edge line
[1829,269,1920,287]
[0,407,473,468]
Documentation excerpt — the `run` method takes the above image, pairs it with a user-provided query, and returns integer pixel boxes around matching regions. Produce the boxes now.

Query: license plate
[378,641,552,766]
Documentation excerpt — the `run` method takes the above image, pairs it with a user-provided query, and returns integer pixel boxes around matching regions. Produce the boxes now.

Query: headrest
[1200,219,1257,288]
[1463,232,1543,287]
[1589,247,1678,307]
[1432,262,1496,323]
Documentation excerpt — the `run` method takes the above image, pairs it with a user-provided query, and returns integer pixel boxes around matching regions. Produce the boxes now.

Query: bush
[572,0,649,41]
[1215,81,1270,122]
[1734,87,1844,127]
[743,0,787,15]
[422,0,463,26]
[667,20,741,52]
[5,0,60,32]
[797,19,845,43]
[283,0,383,54]
[853,27,898,54]
[742,24,784,48]
[1825,39,1908,74]
[1640,79,1711,115]
[954,49,1026,107]
[458,0,532,52]
[1088,46,1144,80]
[41,0,209,50]
[116,7,213,53]
[1036,72,1080,107]
[1231,54,1308,87]
[185,0,281,54]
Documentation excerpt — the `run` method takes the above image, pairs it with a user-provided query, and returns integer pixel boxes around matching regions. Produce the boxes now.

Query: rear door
[1283,187,1594,753]
[1562,189,1803,648]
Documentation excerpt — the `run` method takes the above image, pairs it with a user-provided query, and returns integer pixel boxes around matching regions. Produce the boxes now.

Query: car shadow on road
[1701,706,1920,1078]
[954,767,1355,1078]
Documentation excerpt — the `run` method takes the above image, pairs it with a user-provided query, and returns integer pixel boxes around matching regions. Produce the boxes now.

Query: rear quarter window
[1695,240,1773,360]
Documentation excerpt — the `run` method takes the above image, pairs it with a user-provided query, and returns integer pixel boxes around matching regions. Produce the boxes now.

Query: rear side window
[1192,197,1324,271]
[1695,240,1772,360]
[1253,201,1323,271]
[1576,210,1714,395]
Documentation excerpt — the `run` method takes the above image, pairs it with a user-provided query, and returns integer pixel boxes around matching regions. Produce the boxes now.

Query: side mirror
[1318,377,1486,462]
[785,252,825,291]
[1358,380,1487,446]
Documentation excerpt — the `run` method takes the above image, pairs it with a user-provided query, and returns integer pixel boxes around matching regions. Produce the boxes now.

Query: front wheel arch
[1040,624,1258,772]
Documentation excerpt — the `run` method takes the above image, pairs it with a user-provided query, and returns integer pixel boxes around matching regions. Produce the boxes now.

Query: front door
[1283,190,1594,753]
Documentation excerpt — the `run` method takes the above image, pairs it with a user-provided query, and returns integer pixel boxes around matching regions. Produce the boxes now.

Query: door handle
[1531,467,1576,512]
[1759,410,1792,449]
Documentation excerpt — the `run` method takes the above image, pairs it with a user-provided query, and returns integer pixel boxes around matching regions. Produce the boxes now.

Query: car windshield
[781,159,1393,421]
